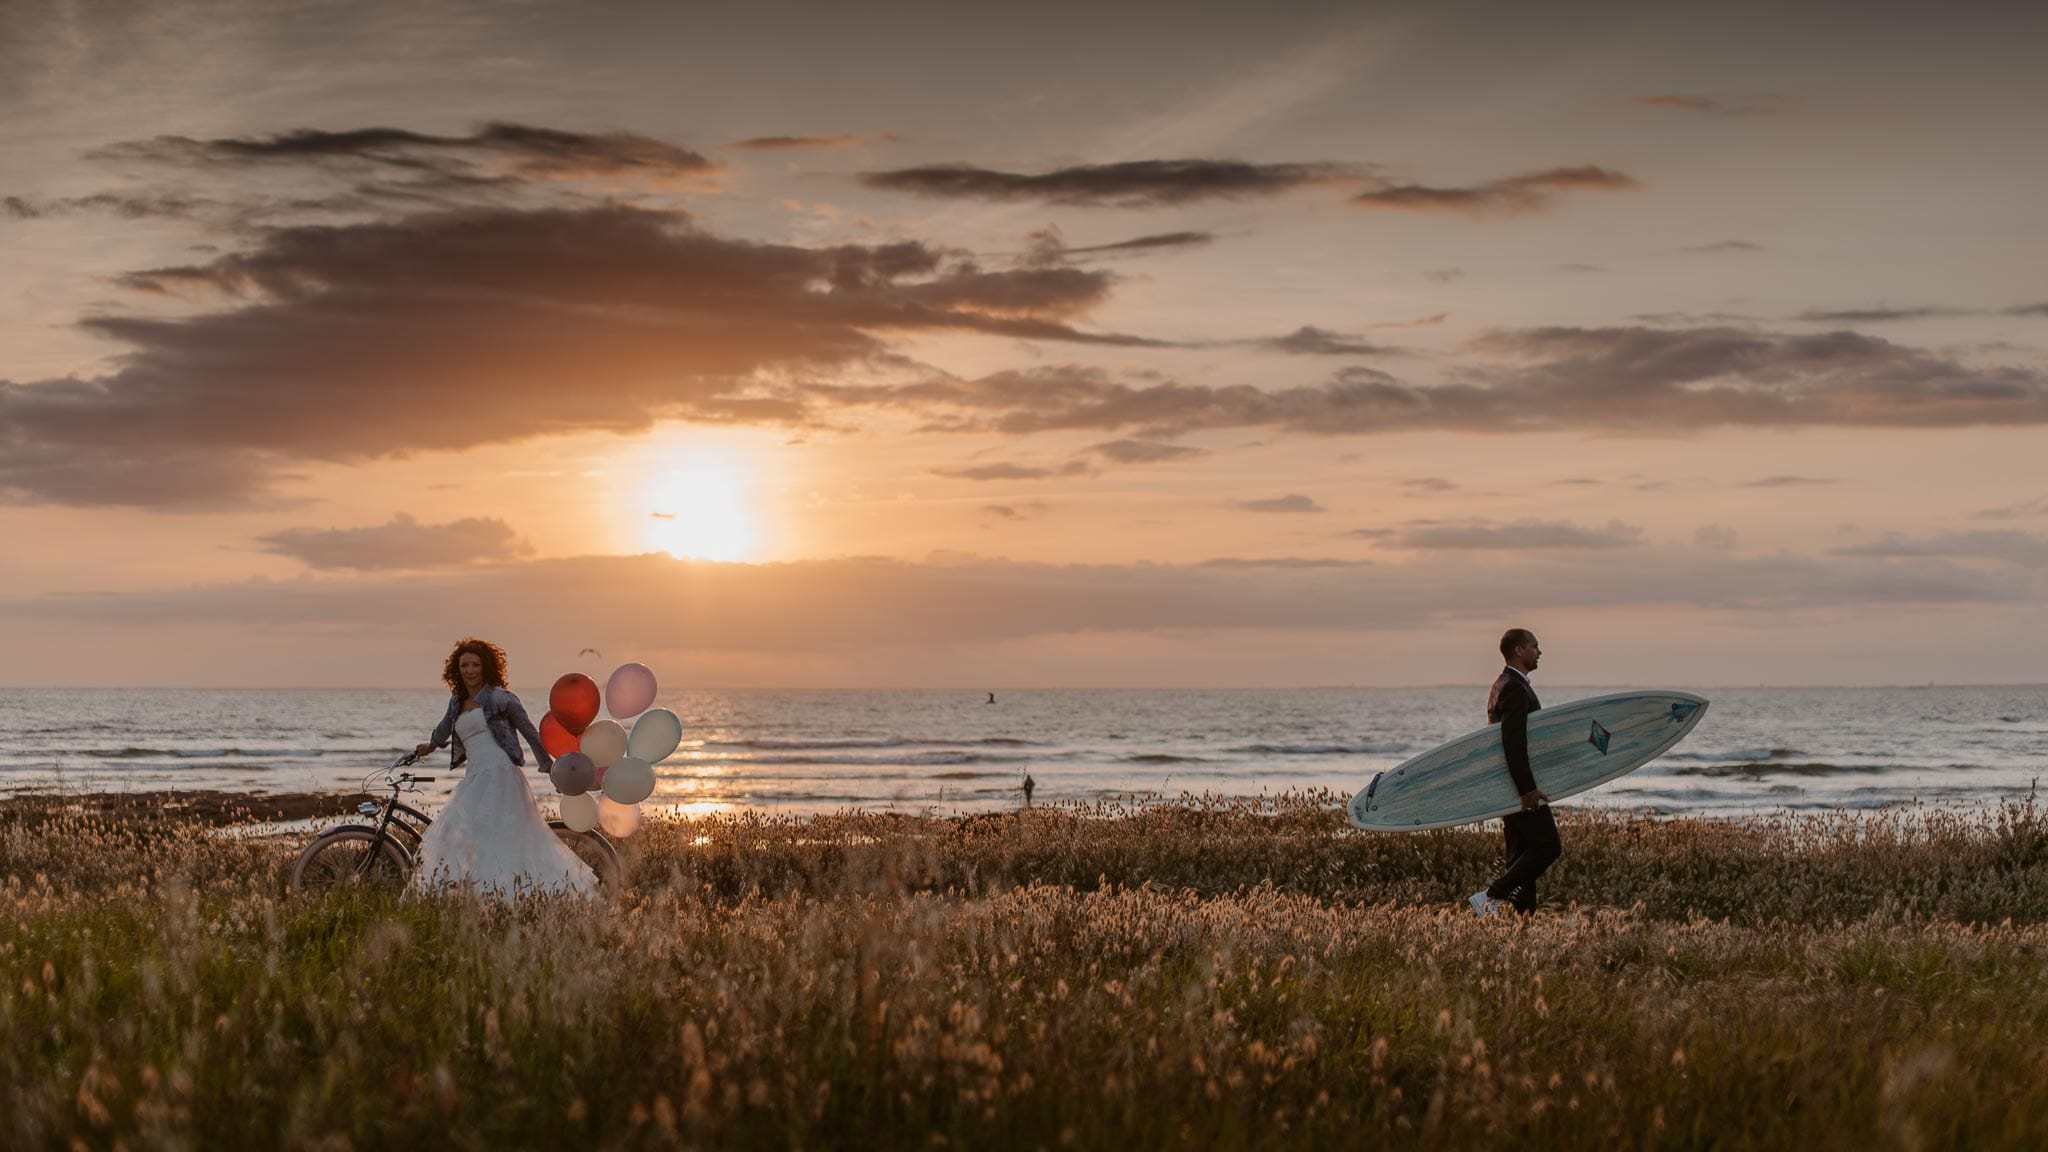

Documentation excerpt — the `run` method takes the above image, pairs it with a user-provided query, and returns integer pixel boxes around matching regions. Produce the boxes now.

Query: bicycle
[288,752,621,893]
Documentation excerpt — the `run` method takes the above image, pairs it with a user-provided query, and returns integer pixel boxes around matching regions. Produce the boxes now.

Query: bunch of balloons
[539,661,681,838]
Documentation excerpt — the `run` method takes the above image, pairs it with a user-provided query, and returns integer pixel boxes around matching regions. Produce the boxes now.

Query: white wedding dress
[413,707,596,897]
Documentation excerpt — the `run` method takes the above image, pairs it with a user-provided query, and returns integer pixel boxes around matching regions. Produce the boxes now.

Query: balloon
[579,719,628,768]
[627,708,683,763]
[548,751,596,796]
[602,755,655,804]
[549,673,601,735]
[605,662,658,720]
[538,711,580,758]
[559,791,599,832]
[598,796,642,838]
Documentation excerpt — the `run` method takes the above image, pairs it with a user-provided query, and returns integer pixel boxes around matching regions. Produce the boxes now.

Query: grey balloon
[548,750,597,796]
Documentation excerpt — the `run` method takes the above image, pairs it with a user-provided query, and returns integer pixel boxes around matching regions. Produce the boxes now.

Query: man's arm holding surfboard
[1497,679,1548,810]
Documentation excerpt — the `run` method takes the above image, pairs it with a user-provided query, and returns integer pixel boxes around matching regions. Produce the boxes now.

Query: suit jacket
[1487,668,1543,797]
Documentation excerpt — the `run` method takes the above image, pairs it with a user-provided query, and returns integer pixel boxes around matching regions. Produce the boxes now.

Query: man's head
[1500,628,1541,673]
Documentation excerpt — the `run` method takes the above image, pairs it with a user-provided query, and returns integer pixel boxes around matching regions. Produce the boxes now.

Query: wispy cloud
[1236,494,1323,513]
[1833,530,2048,567]
[1794,303,2048,323]
[932,460,1095,481]
[726,133,899,151]
[1683,240,1764,254]
[860,158,1363,207]
[257,513,532,570]
[1261,326,1398,356]
[1630,94,1787,117]
[1351,165,1639,217]
[1382,519,1643,550]
[1741,475,1836,488]
[1086,439,1208,464]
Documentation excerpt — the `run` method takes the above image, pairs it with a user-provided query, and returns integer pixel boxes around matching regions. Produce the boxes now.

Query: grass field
[5,790,2048,1149]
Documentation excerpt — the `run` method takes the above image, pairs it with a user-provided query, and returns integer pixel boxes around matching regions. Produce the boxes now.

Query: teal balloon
[628,708,683,763]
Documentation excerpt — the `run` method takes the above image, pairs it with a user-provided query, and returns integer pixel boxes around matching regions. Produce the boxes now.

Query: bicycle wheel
[550,823,621,888]
[290,825,413,894]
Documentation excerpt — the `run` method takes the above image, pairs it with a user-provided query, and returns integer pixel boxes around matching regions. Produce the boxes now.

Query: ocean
[1,685,2043,818]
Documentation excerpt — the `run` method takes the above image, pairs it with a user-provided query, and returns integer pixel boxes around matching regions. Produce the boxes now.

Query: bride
[411,638,596,896]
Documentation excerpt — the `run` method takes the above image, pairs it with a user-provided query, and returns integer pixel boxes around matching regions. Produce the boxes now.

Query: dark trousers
[1486,805,1561,912]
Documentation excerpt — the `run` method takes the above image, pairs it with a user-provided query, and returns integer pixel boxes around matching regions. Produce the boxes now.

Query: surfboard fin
[1587,720,1611,754]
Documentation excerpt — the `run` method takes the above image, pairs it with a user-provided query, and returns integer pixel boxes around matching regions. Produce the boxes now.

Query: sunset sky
[4,0,2046,688]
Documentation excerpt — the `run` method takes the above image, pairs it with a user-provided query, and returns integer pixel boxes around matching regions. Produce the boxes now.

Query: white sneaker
[1468,890,1502,918]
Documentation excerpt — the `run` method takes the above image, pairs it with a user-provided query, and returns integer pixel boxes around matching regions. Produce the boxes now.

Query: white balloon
[602,755,655,805]
[628,708,684,763]
[559,791,600,832]
[579,719,628,768]
[598,796,642,838]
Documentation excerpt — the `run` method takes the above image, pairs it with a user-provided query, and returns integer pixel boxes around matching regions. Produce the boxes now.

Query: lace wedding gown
[413,707,596,897]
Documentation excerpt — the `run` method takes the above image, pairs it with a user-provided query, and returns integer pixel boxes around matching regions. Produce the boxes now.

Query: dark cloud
[1401,477,1458,492]
[98,122,714,185]
[1383,519,1643,550]
[1351,166,1638,216]
[932,460,1094,481]
[861,159,1360,207]
[1,192,230,223]
[1630,95,1784,117]
[1794,303,2048,323]
[1064,231,1216,257]
[981,502,1048,521]
[257,513,532,570]
[1426,268,1466,283]
[1236,494,1323,514]
[1742,475,1835,488]
[1684,240,1764,254]
[1975,499,2048,521]
[726,133,898,151]
[0,205,1148,506]
[860,326,2048,443]
[1262,326,1397,356]
[1086,439,1208,464]
[1556,263,1609,274]
[1833,530,2048,567]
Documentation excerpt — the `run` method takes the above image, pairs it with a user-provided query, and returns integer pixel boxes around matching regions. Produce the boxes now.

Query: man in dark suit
[1470,628,1561,916]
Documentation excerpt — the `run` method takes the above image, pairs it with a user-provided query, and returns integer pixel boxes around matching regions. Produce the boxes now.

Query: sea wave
[80,746,389,760]
[1662,748,1802,763]
[1227,742,1410,756]
[1669,762,1879,778]
[702,736,1047,751]
[698,751,1045,768]
[1122,754,1208,765]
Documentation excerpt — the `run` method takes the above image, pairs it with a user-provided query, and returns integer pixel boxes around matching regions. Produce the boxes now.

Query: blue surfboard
[1348,691,1708,831]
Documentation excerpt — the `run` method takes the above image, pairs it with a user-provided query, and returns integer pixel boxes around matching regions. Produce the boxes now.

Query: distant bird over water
[580,648,602,658]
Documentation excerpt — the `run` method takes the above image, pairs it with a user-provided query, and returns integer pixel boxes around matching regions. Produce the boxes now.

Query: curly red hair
[441,637,509,700]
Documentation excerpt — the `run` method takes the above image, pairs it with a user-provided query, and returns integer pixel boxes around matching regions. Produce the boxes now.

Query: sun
[644,456,758,561]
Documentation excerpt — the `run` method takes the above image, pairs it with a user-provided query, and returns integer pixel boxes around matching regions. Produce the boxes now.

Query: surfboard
[1347,691,1708,832]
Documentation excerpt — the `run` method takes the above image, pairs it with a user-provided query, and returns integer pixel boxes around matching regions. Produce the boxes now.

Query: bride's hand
[413,742,434,758]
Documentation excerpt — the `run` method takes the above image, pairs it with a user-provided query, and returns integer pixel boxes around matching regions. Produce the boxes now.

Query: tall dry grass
[5,791,2048,1149]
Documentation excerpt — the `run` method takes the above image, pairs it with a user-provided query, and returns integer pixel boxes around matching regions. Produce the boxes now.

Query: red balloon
[549,673,601,734]
[538,711,580,758]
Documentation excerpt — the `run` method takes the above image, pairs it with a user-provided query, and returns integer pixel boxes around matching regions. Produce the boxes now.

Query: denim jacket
[429,685,552,771]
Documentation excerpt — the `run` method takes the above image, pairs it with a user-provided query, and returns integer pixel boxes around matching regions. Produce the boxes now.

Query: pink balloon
[605,662,658,719]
